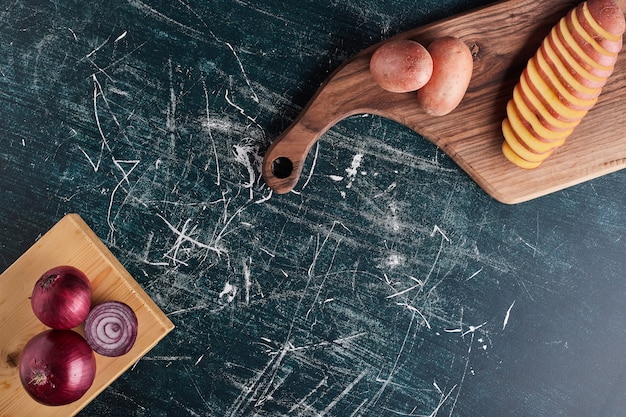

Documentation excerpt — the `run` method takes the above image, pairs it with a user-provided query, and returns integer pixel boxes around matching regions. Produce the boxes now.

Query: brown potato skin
[538,44,602,101]
[547,29,610,89]
[521,70,590,123]
[567,10,622,67]
[369,39,433,93]
[416,36,473,116]
[572,7,623,55]
[584,0,626,37]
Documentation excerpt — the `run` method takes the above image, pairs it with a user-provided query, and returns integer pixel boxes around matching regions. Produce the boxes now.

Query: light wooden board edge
[0,214,174,417]
[66,213,175,336]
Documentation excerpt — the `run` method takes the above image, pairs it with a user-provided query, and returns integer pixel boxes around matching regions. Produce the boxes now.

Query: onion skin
[19,330,96,406]
[85,301,138,357]
[31,266,92,330]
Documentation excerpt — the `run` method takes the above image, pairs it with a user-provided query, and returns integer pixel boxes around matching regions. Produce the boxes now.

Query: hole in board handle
[271,157,294,179]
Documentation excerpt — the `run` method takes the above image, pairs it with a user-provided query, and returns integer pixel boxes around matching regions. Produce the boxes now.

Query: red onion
[31,266,92,330]
[19,329,96,406]
[84,301,138,357]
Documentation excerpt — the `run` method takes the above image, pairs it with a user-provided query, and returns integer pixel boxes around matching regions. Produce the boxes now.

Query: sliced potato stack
[502,0,626,169]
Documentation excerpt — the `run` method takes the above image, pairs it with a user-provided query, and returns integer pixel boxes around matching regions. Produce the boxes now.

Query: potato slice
[507,100,571,148]
[502,118,556,162]
[501,0,624,169]
[539,37,603,100]
[568,9,620,58]
[502,141,545,169]
[547,26,609,89]
[581,0,625,41]
[516,78,583,132]
[556,18,616,76]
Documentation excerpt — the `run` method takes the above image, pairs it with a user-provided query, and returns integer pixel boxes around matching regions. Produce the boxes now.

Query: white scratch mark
[107,159,140,238]
[443,328,463,333]
[243,257,252,306]
[345,153,363,189]
[255,188,273,204]
[141,231,169,266]
[68,27,78,41]
[224,89,263,131]
[430,225,450,243]
[85,37,110,59]
[466,267,483,281]
[225,42,259,103]
[78,144,102,172]
[225,342,290,417]
[283,332,366,354]
[374,182,397,198]
[300,142,319,191]
[461,321,487,337]
[233,142,260,200]
[87,41,147,80]
[108,86,130,97]
[329,175,344,182]
[166,59,177,146]
[366,312,416,412]
[307,221,350,278]
[448,331,477,416]
[259,248,275,258]
[142,355,193,361]
[385,283,422,299]
[219,281,238,304]
[167,304,210,316]
[88,74,112,172]
[428,383,458,417]
[320,370,368,416]
[306,238,342,320]
[114,30,128,42]
[503,300,516,330]
[395,302,431,329]
[433,380,442,394]
[202,79,221,186]
[127,0,210,43]
[112,158,137,186]
[156,214,227,258]
[288,376,328,414]
[349,398,369,417]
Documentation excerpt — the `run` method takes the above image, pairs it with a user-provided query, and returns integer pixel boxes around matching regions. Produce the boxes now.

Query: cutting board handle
[262,54,383,194]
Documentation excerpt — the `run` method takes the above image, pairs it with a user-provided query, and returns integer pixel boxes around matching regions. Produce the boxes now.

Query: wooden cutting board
[262,0,626,204]
[0,214,174,416]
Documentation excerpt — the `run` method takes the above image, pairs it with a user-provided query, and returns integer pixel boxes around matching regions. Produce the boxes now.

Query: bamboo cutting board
[0,214,174,417]
[262,0,626,204]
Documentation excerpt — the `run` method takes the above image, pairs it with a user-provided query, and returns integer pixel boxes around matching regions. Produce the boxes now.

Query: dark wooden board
[262,0,626,204]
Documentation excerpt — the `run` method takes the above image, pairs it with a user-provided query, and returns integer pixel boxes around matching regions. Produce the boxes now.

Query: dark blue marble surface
[1,0,625,415]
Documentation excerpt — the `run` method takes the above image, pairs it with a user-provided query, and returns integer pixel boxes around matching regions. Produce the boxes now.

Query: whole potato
[417,36,473,116]
[369,39,433,93]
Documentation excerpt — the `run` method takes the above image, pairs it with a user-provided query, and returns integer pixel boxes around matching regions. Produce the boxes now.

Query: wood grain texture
[0,214,173,417]
[262,0,626,204]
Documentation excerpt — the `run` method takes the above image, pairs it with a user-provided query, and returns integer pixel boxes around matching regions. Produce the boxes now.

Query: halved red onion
[31,265,92,330]
[84,301,138,357]
[19,329,96,406]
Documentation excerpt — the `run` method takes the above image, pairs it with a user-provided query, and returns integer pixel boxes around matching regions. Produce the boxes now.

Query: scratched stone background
[1,0,626,416]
